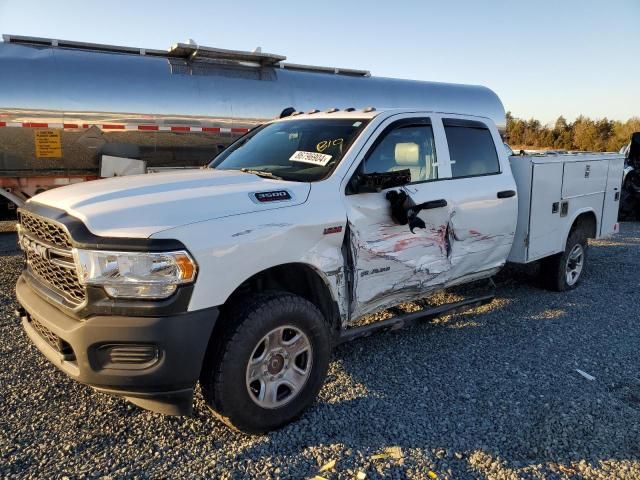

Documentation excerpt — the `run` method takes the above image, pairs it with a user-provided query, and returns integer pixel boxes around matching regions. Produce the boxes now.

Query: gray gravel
[0,229,17,254]
[1,224,640,479]
[0,220,16,233]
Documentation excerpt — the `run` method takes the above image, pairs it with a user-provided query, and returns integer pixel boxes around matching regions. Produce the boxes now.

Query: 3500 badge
[252,190,292,203]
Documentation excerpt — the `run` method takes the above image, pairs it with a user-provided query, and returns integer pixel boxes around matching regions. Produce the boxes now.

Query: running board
[337,293,495,345]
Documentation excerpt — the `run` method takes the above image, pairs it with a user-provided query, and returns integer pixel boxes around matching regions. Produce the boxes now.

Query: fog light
[93,343,159,370]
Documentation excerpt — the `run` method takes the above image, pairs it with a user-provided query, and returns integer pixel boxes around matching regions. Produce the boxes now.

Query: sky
[0,0,637,125]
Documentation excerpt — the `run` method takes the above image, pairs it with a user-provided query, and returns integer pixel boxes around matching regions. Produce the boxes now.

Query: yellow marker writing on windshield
[316,138,344,152]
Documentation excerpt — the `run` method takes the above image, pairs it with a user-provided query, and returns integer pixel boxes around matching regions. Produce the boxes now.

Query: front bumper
[16,274,218,415]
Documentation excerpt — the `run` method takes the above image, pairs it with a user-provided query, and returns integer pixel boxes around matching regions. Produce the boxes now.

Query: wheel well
[223,263,340,331]
[571,211,597,239]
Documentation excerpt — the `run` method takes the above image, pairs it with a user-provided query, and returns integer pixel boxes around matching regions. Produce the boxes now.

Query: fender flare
[223,261,345,326]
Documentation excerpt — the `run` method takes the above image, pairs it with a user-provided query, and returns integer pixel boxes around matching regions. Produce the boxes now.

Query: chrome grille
[18,210,86,306]
[18,210,72,249]
[26,251,86,304]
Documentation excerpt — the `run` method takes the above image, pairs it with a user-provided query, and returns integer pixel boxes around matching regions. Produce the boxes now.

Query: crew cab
[14,108,624,433]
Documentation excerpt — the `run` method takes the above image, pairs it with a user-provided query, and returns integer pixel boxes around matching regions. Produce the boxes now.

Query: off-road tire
[540,229,588,292]
[200,292,331,434]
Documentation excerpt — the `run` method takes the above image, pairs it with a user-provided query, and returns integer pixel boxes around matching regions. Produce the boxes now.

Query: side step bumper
[337,293,495,345]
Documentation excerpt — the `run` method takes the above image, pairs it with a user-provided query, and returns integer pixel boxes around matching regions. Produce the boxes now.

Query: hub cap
[245,325,312,409]
[565,243,584,286]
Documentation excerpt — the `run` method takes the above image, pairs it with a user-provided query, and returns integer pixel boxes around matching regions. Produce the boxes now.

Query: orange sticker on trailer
[34,129,62,158]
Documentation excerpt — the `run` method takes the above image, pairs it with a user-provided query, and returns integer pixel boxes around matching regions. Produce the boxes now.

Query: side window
[363,124,438,182]
[443,119,500,178]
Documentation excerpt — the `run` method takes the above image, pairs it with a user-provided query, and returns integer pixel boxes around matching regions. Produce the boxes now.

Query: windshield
[209,118,369,182]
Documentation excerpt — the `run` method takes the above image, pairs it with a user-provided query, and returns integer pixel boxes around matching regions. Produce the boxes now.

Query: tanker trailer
[0,34,505,216]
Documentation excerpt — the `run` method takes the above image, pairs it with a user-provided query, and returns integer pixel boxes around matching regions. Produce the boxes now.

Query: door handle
[497,190,516,199]
[417,199,448,210]
[407,198,448,233]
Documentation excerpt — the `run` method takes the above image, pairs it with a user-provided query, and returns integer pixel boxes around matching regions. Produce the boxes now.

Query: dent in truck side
[345,189,516,319]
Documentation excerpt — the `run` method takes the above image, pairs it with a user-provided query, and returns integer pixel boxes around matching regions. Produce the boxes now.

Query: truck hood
[29,169,311,238]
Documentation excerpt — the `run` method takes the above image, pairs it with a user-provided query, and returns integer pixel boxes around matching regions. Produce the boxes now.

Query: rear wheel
[200,292,331,433]
[540,229,588,291]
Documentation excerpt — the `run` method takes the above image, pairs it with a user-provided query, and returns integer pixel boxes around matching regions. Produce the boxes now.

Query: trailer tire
[540,229,588,291]
[200,292,331,434]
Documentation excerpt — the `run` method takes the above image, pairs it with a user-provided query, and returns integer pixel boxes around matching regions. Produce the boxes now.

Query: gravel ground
[0,229,18,254]
[0,220,16,234]
[1,224,639,479]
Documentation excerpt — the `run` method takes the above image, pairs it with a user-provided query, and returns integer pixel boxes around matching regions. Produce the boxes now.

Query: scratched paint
[325,267,349,326]
[348,217,450,319]
[346,190,515,321]
[231,222,293,237]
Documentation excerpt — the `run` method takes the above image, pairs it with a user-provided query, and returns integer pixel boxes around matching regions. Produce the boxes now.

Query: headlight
[73,249,197,299]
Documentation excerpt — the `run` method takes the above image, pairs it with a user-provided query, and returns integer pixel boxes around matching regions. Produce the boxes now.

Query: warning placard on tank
[35,129,62,158]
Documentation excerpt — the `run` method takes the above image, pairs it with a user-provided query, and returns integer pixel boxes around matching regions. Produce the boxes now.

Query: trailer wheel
[540,229,588,291]
[200,292,331,434]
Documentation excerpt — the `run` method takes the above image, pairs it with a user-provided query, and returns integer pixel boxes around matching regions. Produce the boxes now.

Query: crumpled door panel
[347,186,512,321]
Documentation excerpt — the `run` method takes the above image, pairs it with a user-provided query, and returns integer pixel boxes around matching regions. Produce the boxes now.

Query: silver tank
[0,35,505,175]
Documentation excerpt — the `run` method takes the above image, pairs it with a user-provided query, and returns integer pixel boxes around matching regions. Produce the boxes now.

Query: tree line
[506,112,639,152]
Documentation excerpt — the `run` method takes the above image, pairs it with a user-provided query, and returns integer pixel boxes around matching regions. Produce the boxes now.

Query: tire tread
[200,292,330,433]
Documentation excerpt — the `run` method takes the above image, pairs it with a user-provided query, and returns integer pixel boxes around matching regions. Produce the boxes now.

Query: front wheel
[200,293,331,433]
[540,229,588,291]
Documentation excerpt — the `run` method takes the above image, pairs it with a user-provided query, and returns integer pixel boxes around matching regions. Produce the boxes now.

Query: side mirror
[348,169,412,194]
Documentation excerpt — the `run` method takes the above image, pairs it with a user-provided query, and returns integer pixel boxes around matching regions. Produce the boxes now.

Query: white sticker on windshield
[289,150,332,166]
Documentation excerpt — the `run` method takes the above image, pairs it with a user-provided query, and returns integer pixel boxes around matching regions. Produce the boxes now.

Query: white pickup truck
[15,107,624,433]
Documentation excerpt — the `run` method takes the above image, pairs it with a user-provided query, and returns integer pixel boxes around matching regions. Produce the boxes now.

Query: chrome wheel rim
[245,325,312,409]
[565,244,584,286]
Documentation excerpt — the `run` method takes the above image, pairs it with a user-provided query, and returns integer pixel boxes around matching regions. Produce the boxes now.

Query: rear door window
[443,119,500,178]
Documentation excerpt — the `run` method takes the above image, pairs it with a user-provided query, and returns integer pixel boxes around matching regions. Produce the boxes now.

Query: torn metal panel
[347,217,449,319]
[344,186,515,322]
[298,222,350,325]
[324,267,348,326]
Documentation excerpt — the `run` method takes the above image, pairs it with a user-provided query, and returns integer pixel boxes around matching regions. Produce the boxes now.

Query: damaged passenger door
[343,115,517,321]
[343,116,455,319]
[439,118,518,281]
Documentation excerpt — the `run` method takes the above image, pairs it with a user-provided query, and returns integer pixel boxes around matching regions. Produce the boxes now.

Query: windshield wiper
[239,168,284,180]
